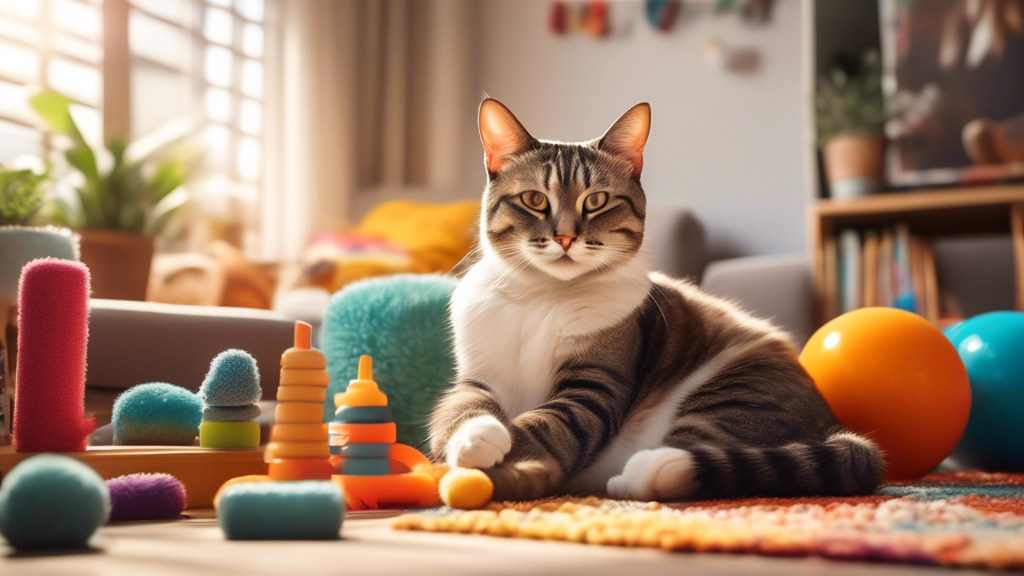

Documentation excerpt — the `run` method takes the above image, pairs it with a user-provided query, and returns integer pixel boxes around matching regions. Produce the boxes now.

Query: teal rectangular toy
[218,481,344,540]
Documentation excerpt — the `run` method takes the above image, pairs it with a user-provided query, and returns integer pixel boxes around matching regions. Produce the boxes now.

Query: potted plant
[30,89,189,300]
[0,163,79,304]
[816,50,887,199]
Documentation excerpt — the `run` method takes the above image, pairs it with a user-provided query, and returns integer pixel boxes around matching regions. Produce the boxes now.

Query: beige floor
[0,510,1011,576]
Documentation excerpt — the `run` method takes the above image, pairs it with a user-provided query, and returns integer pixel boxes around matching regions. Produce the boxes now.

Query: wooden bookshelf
[811,185,1024,326]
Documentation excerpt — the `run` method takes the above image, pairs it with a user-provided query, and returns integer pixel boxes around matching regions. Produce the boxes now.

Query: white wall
[467,0,806,259]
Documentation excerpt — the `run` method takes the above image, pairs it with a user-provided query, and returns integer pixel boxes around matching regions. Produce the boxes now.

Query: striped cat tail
[684,431,885,499]
[609,431,885,501]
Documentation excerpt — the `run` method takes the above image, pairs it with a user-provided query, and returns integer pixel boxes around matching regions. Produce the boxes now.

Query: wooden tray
[0,445,267,508]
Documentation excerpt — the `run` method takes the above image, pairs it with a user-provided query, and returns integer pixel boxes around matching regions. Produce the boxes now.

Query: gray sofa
[642,207,814,347]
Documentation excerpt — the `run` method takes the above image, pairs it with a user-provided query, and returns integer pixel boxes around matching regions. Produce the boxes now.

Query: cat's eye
[584,192,609,212]
[521,190,548,211]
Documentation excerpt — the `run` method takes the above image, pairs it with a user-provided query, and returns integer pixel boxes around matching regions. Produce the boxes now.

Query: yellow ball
[439,468,493,510]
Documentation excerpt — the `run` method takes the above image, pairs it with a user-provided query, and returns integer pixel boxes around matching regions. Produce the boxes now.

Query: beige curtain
[259,0,475,261]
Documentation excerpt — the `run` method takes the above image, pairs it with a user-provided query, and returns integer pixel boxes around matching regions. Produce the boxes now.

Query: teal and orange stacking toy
[329,355,438,510]
[329,356,394,475]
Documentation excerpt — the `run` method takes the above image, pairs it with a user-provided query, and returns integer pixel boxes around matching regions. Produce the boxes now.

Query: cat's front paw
[606,447,697,501]
[446,415,512,469]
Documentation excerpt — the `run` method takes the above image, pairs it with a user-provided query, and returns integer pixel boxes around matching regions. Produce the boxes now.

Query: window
[129,0,272,250]
[0,0,104,163]
[0,0,273,253]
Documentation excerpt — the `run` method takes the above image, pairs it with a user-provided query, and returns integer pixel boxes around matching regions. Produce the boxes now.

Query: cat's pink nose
[553,235,577,251]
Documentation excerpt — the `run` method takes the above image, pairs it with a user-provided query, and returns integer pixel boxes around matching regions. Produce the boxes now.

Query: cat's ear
[479,98,535,174]
[596,103,652,176]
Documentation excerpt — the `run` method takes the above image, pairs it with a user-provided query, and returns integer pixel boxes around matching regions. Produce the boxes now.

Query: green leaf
[147,161,186,203]
[107,137,128,169]
[144,187,188,236]
[29,90,77,135]
[50,197,79,228]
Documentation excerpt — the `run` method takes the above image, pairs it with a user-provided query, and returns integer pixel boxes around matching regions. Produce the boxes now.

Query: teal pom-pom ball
[0,454,109,549]
[218,481,344,540]
[321,274,457,449]
[112,383,203,445]
[199,349,262,407]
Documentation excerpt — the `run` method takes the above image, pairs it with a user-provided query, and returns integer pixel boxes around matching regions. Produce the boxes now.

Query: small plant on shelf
[0,164,48,227]
[815,50,887,199]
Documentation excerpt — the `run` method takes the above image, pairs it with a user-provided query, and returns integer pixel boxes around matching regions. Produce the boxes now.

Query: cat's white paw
[446,415,512,469]
[606,447,697,501]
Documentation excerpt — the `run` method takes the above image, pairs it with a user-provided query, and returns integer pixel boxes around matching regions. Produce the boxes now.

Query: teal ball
[321,274,457,449]
[946,311,1024,469]
[0,454,109,549]
[199,349,262,407]
[112,383,202,445]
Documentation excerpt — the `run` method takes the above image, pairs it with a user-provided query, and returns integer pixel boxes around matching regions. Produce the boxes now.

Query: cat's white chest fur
[450,255,650,418]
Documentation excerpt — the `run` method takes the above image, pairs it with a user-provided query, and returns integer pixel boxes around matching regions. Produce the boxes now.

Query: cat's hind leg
[606,447,697,501]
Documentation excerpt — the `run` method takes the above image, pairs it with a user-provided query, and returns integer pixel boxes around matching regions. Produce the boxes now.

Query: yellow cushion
[355,200,478,274]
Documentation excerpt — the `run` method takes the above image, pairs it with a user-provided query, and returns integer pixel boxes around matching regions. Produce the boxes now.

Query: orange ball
[800,308,970,481]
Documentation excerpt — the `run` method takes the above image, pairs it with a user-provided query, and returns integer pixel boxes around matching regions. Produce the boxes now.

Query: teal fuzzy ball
[199,349,262,407]
[321,274,457,449]
[0,454,109,549]
[112,383,203,445]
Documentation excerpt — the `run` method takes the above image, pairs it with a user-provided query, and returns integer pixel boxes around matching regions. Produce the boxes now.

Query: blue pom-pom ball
[946,311,1024,469]
[0,454,109,549]
[321,274,457,448]
[112,383,202,445]
[199,349,262,407]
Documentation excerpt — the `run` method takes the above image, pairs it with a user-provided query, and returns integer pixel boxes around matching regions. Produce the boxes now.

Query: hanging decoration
[645,0,682,32]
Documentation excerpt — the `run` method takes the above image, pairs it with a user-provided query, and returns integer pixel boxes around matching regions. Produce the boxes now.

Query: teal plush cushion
[320,274,457,450]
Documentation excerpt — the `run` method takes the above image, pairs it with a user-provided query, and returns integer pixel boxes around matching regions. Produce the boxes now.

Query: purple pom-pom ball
[107,473,187,521]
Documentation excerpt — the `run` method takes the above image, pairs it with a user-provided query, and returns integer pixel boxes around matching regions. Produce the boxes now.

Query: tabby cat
[428,99,884,502]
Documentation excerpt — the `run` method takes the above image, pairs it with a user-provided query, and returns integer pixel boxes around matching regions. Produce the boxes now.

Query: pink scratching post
[13,258,95,452]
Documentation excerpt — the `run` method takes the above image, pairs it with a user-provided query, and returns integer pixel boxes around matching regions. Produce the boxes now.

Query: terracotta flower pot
[78,229,153,301]
[822,132,887,199]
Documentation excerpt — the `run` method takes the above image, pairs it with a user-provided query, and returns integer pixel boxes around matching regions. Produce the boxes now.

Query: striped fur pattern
[428,99,885,502]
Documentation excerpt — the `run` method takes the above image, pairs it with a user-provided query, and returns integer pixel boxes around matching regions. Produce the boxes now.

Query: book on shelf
[862,230,880,308]
[829,225,940,324]
[838,229,861,314]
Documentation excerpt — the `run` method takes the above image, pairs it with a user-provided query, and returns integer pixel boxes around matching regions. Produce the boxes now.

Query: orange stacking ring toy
[268,458,334,481]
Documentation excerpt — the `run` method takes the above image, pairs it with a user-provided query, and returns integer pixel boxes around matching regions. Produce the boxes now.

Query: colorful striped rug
[393,472,1024,570]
